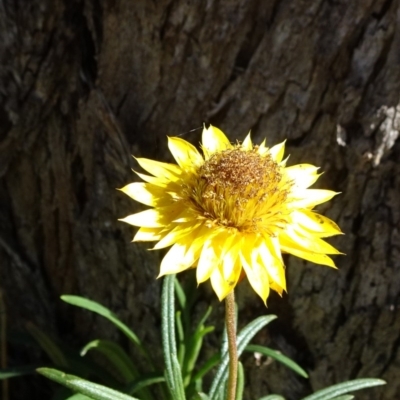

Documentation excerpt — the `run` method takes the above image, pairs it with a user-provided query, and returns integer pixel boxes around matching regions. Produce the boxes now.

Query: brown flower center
[189,147,286,231]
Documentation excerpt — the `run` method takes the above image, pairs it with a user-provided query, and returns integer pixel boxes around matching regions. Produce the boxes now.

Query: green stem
[225,290,237,400]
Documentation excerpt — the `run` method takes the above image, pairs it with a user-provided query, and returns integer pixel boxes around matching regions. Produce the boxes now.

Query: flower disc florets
[191,147,290,234]
[120,125,342,303]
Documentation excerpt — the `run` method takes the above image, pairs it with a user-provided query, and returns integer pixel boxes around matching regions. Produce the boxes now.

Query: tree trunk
[1,1,400,399]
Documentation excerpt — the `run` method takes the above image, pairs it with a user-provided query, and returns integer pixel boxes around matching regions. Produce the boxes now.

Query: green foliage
[2,274,386,400]
[300,378,386,400]
[161,274,185,399]
[37,368,140,400]
[61,296,153,368]
[0,365,38,379]
[245,344,308,379]
[208,314,277,400]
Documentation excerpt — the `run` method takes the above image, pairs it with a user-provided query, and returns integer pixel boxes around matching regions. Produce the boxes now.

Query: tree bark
[1,1,400,399]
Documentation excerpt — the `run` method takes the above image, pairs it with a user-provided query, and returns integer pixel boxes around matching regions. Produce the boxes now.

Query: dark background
[1,1,400,399]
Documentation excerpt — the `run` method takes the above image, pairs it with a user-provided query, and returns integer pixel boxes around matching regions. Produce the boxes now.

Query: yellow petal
[120,209,163,228]
[291,210,343,237]
[159,242,197,276]
[280,245,337,268]
[189,224,218,249]
[197,240,219,283]
[133,170,169,187]
[279,156,289,167]
[133,227,162,241]
[119,182,160,207]
[225,260,242,289]
[269,141,286,162]
[136,157,182,180]
[257,238,286,290]
[213,228,236,258]
[173,210,199,223]
[280,228,341,255]
[289,189,339,209]
[270,281,285,296]
[168,137,204,169]
[241,132,253,150]
[196,229,229,283]
[153,223,201,250]
[284,164,320,189]
[202,125,232,159]
[240,235,270,303]
[185,226,214,262]
[222,239,242,281]
[210,266,234,301]
[260,234,283,262]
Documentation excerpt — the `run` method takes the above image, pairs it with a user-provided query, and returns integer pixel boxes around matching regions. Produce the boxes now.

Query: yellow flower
[120,125,342,303]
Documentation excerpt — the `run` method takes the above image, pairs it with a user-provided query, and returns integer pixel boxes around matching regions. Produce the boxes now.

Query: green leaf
[174,278,186,310]
[55,342,120,387]
[330,396,354,400]
[171,352,187,400]
[64,394,93,400]
[176,311,186,366]
[208,315,277,400]
[161,275,177,393]
[26,323,68,368]
[258,395,286,400]
[81,340,137,383]
[161,275,186,400]
[235,362,245,400]
[183,324,214,387]
[245,344,308,378]
[61,296,153,368]
[183,307,214,379]
[0,365,39,379]
[191,393,210,400]
[196,307,213,332]
[125,373,165,394]
[301,378,386,400]
[37,368,140,400]
[192,354,220,382]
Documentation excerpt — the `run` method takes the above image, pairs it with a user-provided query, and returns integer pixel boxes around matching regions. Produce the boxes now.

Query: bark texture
[1,1,400,399]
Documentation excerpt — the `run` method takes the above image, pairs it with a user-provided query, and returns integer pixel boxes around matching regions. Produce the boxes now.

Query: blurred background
[1,1,400,399]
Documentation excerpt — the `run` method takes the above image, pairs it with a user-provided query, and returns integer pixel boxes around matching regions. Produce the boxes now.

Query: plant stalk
[225,290,237,400]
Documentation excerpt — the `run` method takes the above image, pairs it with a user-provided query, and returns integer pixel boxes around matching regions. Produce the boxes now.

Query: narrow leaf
[125,373,165,395]
[192,354,220,382]
[27,323,68,368]
[301,378,386,400]
[258,395,286,400]
[208,315,277,400]
[64,394,92,400]
[161,275,186,399]
[171,353,187,400]
[37,368,140,400]
[161,275,176,392]
[183,325,214,387]
[192,393,210,400]
[174,278,186,310]
[61,295,153,368]
[81,340,137,383]
[176,311,185,366]
[0,365,39,379]
[236,362,245,400]
[245,344,308,378]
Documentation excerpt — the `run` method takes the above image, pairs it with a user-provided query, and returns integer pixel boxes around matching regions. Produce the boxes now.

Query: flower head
[120,125,342,303]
